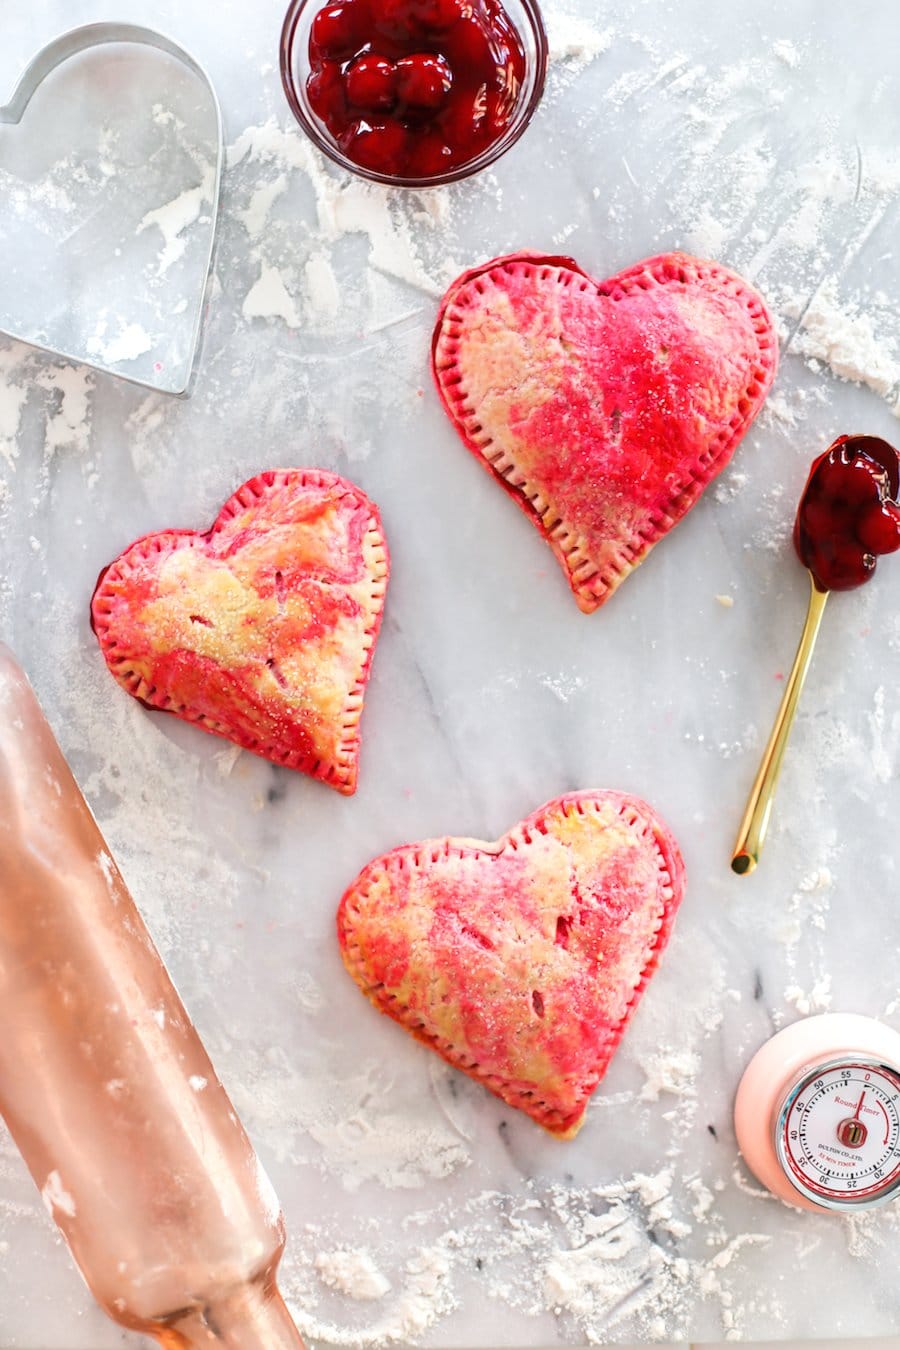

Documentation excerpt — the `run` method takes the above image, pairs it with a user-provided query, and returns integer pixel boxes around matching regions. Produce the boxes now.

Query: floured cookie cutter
[0,24,224,397]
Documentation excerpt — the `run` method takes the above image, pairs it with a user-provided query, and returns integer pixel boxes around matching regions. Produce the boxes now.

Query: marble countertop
[3,0,900,1346]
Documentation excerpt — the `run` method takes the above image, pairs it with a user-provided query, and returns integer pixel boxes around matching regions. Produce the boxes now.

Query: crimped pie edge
[90,468,389,795]
[337,789,686,1138]
[432,250,778,613]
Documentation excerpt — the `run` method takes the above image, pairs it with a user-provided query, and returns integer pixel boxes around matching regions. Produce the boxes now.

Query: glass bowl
[280,0,548,188]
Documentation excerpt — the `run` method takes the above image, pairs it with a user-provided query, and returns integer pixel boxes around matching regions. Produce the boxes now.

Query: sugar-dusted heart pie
[91,469,389,794]
[432,250,777,612]
[337,791,685,1137]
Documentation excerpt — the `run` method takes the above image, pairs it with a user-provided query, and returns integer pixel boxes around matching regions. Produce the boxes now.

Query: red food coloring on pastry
[90,470,389,795]
[794,434,900,591]
[306,0,526,178]
[432,250,778,612]
[337,791,686,1137]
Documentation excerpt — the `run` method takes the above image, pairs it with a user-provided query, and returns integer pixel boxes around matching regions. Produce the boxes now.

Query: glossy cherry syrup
[794,435,900,591]
[307,0,527,178]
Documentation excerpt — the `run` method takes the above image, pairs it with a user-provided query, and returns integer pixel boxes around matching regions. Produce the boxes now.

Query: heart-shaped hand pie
[338,791,685,1137]
[432,250,777,612]
[91,470,388,794]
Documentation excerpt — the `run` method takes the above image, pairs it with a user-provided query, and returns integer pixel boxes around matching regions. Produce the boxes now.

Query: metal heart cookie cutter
[0,24,224,397]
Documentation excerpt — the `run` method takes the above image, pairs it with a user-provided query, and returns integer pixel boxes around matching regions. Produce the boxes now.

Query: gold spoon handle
[731,574,830,875]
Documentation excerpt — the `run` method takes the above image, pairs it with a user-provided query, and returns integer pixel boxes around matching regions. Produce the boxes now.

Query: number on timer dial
[778,1062,900,1205]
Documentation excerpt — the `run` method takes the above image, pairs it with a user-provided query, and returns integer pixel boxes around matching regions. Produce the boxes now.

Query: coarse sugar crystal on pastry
[432,250,777,612]
[91,469,389,795]
[337,790,686,1137]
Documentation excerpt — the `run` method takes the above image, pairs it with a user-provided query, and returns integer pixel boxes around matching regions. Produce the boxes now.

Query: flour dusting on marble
[0,347,30,468]
[545,11,613,75]
[315,1249,392,1301]
[35,366,94,457]
[243,262,302,328]
[228,1046,471,1193]
[283,1165,778,1346]
[227,118,460,304]
[787,280,900,410]
[87,319,155,367]
[138,168,216,277]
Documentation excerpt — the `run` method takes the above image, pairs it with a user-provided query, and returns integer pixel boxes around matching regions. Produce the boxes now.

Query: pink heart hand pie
[338,791,685,1136]
[432,250,777,612]
[91,469,388,794]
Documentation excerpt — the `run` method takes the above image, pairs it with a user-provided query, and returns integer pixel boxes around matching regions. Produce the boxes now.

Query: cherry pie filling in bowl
[281,0,547,185]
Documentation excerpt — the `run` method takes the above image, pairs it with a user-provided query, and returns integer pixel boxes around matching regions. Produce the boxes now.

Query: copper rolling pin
[0,644,304,1349]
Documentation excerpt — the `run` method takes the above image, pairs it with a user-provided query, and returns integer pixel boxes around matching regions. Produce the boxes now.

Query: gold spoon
[731,433,900,876]
[730,574,828,874]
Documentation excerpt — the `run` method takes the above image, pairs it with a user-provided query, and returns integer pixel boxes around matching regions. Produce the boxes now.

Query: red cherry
[857,500,900,555]
[341,119,410,173]
[443,15,498,77]
[370,0,420,40]
[310,3,366,59]
[827,540,876,590]
[406,0,463,28]
[827,457,881,507]
[345,55,398,110]
[306,60,347,125]
[406,129,453,177]
[438,88,487,149]
[396,53,452,108]
[799,497,835,542]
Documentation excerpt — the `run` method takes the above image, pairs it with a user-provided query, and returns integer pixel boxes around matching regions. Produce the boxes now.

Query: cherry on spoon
[731,434,900,875]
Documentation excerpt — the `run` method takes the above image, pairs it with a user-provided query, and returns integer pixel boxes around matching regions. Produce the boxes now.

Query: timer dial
[776,1058,900,1209]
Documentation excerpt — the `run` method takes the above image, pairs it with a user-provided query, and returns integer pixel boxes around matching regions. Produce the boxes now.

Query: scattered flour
[303,252,341,325]
[545,13,614,72]
[35,366,94,456]
[284,1167,777,1348]
[242,262,301,327]
[789,280,900,410]
[237,174,289,236]
[228,119,457,297]
[229,1048,471,1192]
[138,168,216,275]
[639,1049,701,1102]
[315,1250,392,1301]
[96,850,116,889]
[760,389,800,427]
[784,976,833,1016]
[537,671,587,702]
[0,347,29,467]
[867,685,898,784]
[772,39,801,68]
[87,320,154,366]
[40,1171,76,1220]
[295,1245,454,1346]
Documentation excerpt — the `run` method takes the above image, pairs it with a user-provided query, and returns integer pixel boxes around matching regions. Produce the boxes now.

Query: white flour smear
[138,166,217,276]
[281,1167,779,1346]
